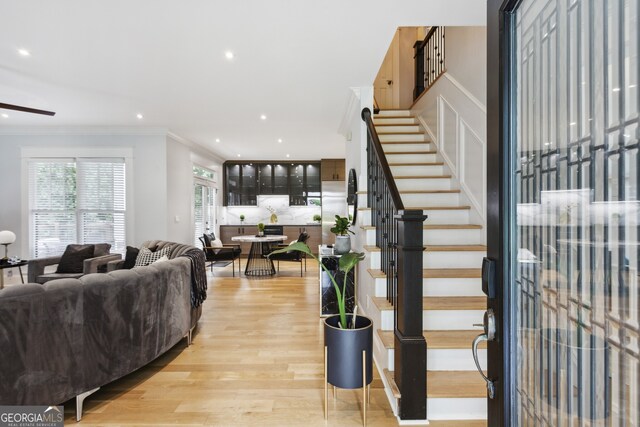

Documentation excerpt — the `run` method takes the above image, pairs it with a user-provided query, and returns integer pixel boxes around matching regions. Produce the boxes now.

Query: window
[28,158,126,258]
[193,165,216,246]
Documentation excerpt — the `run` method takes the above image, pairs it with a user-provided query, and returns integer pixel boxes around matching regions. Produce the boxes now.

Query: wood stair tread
[427,420,487,427]
[377,329,486,350]
[358,189,459,194]
[380,141,430,145]
[373,116,416,119]
[376,131,424,135]
[383,369,486,398]
[367,268,481,279]
[372,296,486,311]
[393,175,452,179]
[425,244,487,251]
[363,245,380,252]
[389,162,444,166]
[384,150,437,155]
[360,205,471,210]
[374,123,419,127]
[428,371,487,398]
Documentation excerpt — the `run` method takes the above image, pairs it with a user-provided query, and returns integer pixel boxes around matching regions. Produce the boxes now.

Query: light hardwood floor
[58,263,398,426]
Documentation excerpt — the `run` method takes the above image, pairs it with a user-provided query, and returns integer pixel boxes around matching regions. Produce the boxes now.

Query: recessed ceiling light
[237,154,241,157]
[286,154,290,158]
[215,138,221,143]
[225,51,234,60]
[17,49,30,57]
[277,138,283,143]
[260,114,267,120]
[1,113,8,118]
[136,113,143,119]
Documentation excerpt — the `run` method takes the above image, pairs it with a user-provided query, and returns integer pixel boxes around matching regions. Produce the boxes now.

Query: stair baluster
[362,107,427,421]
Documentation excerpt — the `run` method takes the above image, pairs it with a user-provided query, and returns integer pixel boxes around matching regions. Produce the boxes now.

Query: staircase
[361,109,488,424]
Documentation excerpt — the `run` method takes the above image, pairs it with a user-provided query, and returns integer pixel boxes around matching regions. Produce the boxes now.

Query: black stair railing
[361,107,427,421]
[413,26,446,101]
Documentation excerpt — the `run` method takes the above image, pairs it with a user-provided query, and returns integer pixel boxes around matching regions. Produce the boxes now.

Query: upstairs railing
[413,26,446,101]
[361,107,427,421]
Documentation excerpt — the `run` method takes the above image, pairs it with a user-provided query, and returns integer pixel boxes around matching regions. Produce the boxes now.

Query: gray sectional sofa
[0,240,204,420]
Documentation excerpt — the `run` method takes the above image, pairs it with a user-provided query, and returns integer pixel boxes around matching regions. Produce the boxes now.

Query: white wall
[412,26,487,228]
[0,129,223,258]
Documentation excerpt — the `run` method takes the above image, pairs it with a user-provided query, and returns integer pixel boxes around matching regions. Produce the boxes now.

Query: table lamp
[0,230,16,262]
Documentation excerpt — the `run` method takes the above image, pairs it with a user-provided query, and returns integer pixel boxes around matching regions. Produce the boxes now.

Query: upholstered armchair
[268,232,309,277]
[199,233,242,277]
[27,243,122,284]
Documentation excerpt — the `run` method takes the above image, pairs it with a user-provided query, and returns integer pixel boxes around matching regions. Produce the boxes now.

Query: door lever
[472,309,496,399]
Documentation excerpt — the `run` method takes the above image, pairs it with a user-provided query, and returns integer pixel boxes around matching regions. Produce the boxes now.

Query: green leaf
[338,252,365,272]
[267,241,315,258]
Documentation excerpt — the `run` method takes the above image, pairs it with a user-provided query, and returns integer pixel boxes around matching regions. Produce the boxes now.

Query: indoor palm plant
[268,242,371,408]
[330,215,354,255]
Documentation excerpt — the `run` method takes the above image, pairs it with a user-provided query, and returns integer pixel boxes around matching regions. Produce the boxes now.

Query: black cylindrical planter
[324,314,373,389]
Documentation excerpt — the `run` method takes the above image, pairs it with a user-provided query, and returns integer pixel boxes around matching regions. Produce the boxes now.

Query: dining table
[231,235,288,276]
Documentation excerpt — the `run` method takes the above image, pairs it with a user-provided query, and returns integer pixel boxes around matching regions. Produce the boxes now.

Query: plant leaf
[267,241,314,258]
[338,252,365,272]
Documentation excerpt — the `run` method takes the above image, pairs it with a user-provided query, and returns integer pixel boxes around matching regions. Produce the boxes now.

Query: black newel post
[394,209,427,420]
[413,41,425,101]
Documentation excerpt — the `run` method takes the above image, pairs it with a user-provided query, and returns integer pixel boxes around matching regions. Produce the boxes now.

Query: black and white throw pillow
[134,245,172,267]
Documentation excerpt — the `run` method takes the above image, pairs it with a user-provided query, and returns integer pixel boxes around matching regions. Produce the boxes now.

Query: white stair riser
[372,277,484,299]
[424,310,486,330]
[383,143,432,153]
[376,125,421,133]
[424,278,484,297]
[374,332,392,373]
[375,110,411,117]
[384,153,437,163]
[425,251,486,269]
[380,309,485,331]
[391,165,444,176]
[382,348,487,372]
[364,228,375,245]
[379,133,427,142]
[401,192,460,207]
[360,213,372,226]
[424,228,484,245]
[421,209,470,224]
[369,250,485,269]
[373,117,417,125]
[395,178,453,191]
[427,349,487,371]
[427,398,487,420]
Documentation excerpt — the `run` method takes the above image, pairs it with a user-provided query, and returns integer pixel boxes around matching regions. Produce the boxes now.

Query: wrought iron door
[488,0,639,424]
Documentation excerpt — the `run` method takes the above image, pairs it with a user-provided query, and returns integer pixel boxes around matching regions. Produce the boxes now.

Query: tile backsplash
[223,195,321,225]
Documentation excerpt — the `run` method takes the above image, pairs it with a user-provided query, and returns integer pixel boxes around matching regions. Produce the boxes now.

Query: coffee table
[0,260,28,289]
[231,235,287,276]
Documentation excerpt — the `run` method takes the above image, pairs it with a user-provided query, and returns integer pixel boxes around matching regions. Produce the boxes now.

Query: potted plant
[313,214,322,224]
[331,215,354,255]
[257,223,265,236]
[268,243,371,418]
[239,214,245,224]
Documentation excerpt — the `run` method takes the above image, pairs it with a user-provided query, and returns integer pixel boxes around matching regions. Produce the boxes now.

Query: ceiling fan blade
[0,102,56,116]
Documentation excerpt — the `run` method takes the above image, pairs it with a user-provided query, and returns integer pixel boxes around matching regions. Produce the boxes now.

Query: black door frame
[486,0,522,425]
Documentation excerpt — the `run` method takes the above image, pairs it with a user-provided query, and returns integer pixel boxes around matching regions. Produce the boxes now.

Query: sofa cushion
[134,246,171,267]
[35,273,84,284]
[123,246,139,269]
[93,243,112,257]
[56,245,95,273]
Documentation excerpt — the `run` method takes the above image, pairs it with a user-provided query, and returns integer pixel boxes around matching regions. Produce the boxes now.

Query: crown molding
[166,131,225,165]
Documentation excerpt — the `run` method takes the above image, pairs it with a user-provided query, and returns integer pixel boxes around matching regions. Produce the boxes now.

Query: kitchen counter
[219,224,321,255]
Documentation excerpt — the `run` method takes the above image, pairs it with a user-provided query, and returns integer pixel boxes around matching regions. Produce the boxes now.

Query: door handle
[472,309,496,399]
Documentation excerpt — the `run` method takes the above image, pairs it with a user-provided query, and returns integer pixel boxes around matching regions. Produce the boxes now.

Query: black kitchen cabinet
[224,161,321,206]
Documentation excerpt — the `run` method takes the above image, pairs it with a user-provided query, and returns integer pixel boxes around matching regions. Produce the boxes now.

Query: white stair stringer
[360,110,487,423]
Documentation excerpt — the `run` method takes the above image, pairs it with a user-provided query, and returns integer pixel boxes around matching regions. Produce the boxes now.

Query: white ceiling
[0,0,485,160]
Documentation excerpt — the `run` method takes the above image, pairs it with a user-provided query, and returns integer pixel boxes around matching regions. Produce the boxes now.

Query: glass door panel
[509,0,639,425]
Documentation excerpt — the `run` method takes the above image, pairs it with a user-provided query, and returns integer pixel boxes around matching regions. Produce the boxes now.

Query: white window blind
[28,157,126,258]
[193,182,216,246]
